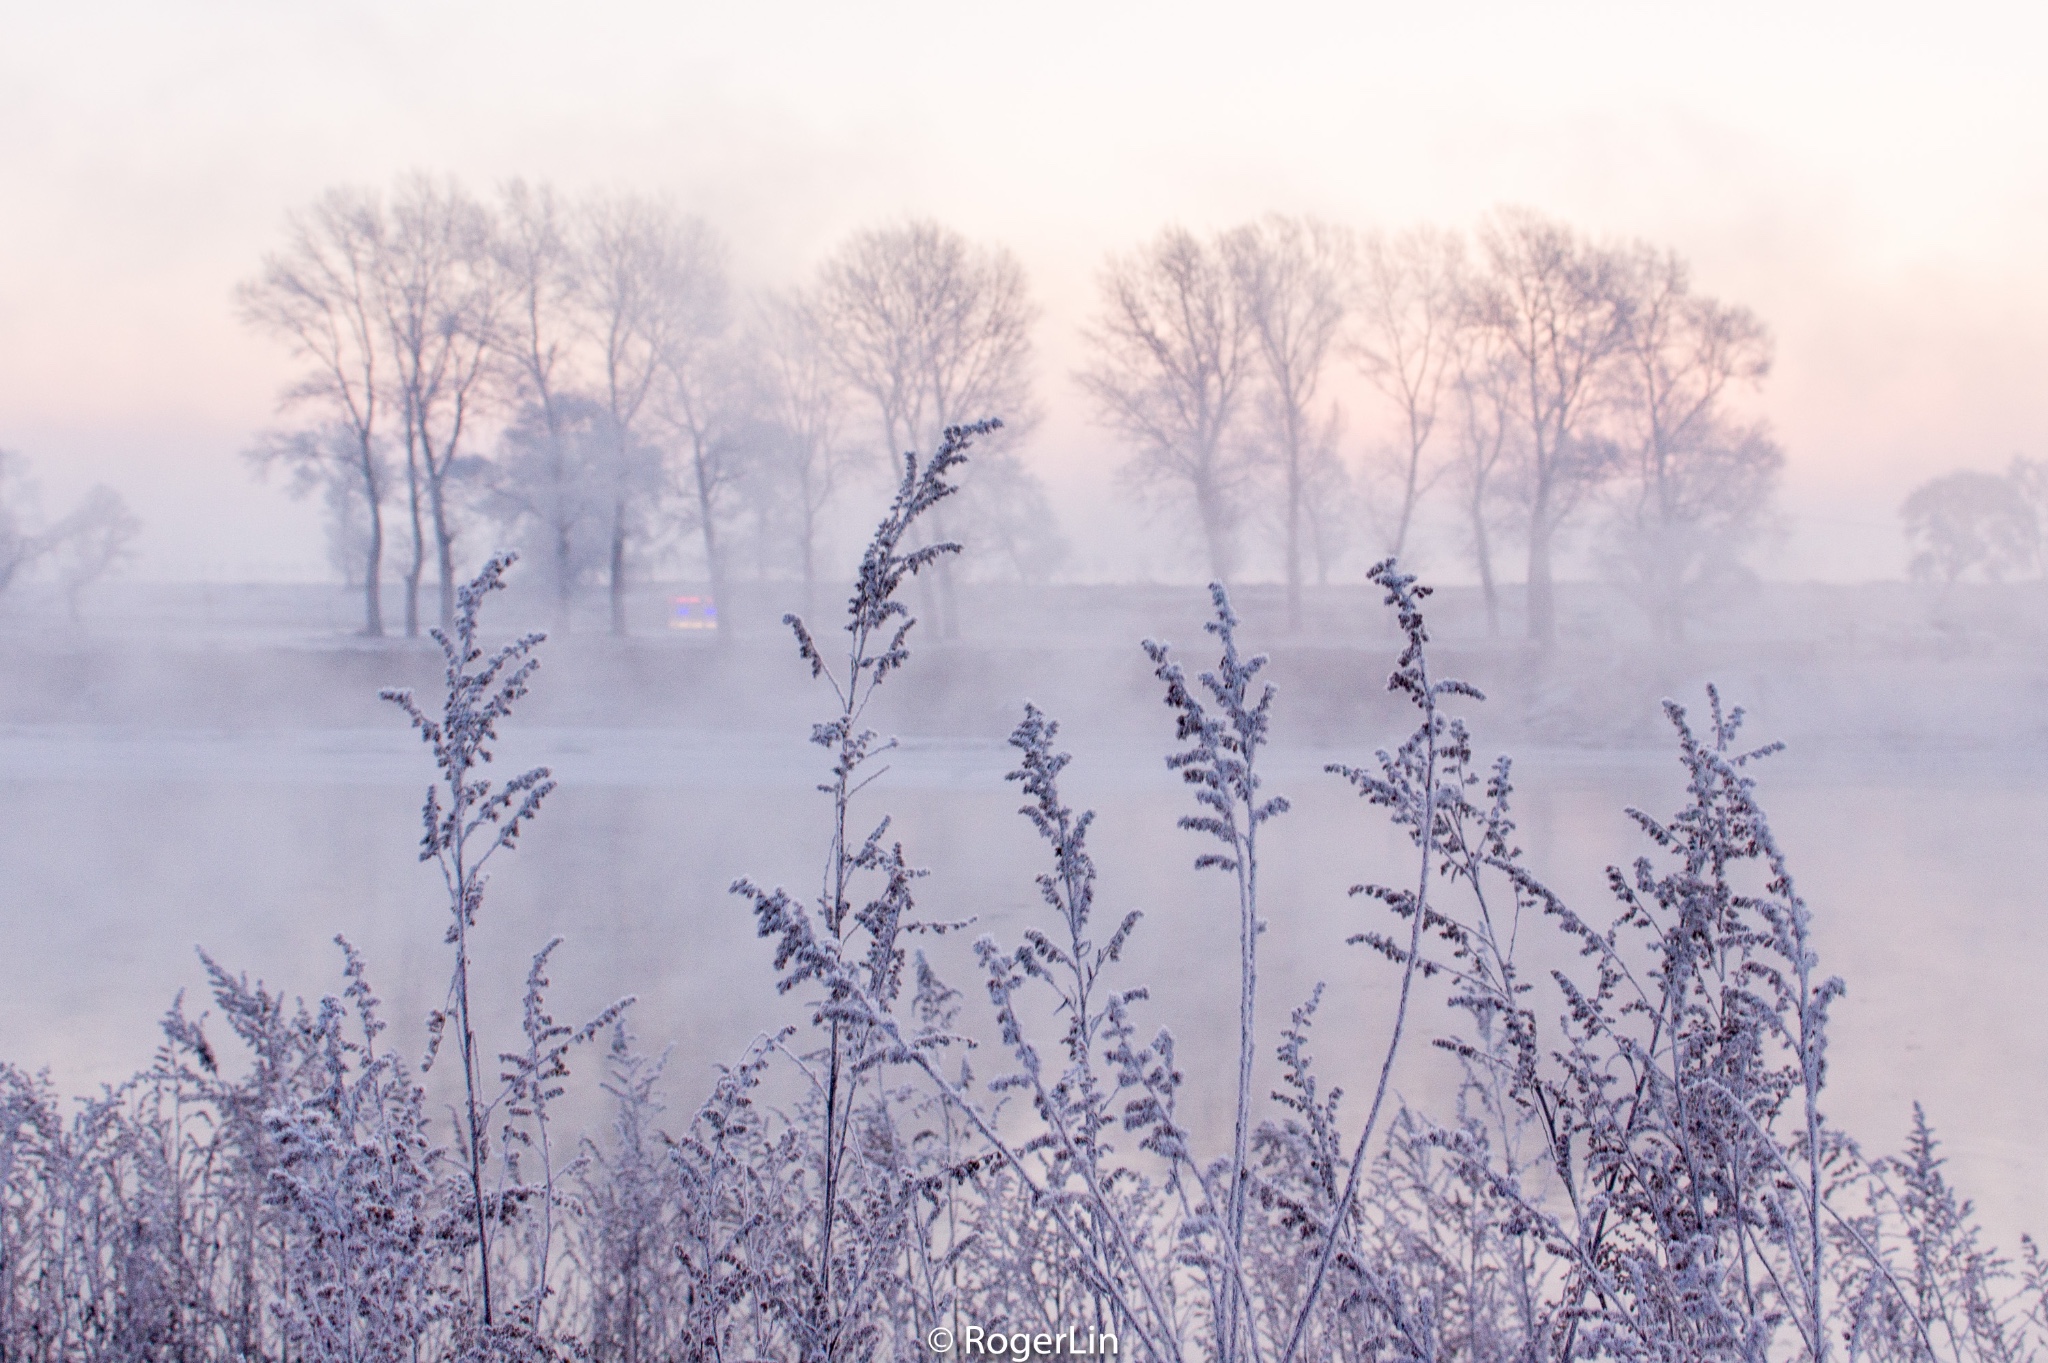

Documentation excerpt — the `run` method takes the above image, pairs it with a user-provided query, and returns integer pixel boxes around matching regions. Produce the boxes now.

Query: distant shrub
[1901,465,2041,585]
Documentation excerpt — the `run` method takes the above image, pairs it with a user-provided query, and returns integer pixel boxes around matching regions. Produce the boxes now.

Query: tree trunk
[609,500,629,636]
[362,496,385,638]
[1197,477,1232,584]
[1525,500,1555,646]
[431,473,456,633]
[1471,489,1499,638]
[554,520,574,634]
[1393,433,1425,562]
[403,438,425,638]
[695,452,730,644]
[548,416,573,634]
[359,438,386,636]
[1658,472,1689,646]
[1284,452,1303,634]
[801,497,818,623]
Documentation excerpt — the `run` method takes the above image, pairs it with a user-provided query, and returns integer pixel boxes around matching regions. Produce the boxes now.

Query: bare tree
[1901,469,2040,585]
[1229,215,1351,630]
[236,188,391,635]
[751,289,856,615]
[0,454,140,619]
[1474,207,1631,645]
[485,396,618,621]
[1608,418,1782,633]
[1607,245,1780,640]
[1446,323,1521,635]
[661,355,752,640]
[578,195,719,634]
[814,220,1042,632]
[378,173,506,635]
[1352,225,1467,567]
[496,181,581,433]
[1080,226,1255,582]
[45,486,141,622]
[492,182,587,629]
[649,224,741,639]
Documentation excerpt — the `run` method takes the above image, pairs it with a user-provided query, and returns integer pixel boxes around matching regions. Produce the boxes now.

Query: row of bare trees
[242,184,1781,646]
[1081,208,1783,642]
[240,176,1050,638]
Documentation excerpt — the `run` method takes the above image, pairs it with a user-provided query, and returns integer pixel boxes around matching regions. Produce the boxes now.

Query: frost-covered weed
[974,701,1188,1357]
[0,942,461,1360]
[381,552,556,1329]
[263,939,453,1359]
[1142,586,1290,1363]
[7,441,2048,1363]
[725,419,1007,1360]
[1387,684,1850,1362]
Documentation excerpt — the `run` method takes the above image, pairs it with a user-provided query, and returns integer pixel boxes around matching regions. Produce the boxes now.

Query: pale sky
[4,0,2044,581]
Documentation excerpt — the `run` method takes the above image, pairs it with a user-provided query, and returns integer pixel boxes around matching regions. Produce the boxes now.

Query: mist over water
[4,575,2042,1247]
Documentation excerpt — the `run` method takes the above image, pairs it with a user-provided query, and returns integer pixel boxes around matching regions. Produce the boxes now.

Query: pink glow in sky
[3,0,2044,580]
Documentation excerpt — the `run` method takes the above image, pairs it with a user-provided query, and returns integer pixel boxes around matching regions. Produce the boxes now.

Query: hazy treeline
[240,179,1786,644]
